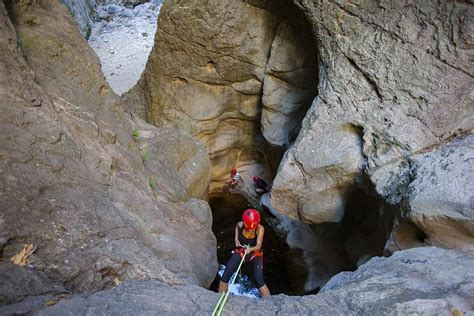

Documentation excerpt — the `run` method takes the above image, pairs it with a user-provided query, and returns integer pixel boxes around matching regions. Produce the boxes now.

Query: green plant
[149,178,157,189]
[24,15,37,26]
[132,129,141,142]
[140,148,150,163]
[85,25,92,40]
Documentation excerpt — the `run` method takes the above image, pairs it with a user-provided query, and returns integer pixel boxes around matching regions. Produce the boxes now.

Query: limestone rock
[61,0,96,37]
[261,20,318,147]
[128,0,319,195]
[0,0,216,293]
[0,263,66,305]
[407,135,474,254]
[4,247,470,315]
[318,247,474,315]
[271,120,365,223]
[270,0,473,230]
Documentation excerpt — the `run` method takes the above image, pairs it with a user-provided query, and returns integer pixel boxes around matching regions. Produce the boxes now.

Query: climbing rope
[211,251,247,316]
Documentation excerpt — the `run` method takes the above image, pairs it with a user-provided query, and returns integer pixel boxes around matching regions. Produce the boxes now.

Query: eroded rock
[407,135,474,254]
[127,0,319,196]
[0,0,216,293]
[270,0,473,236]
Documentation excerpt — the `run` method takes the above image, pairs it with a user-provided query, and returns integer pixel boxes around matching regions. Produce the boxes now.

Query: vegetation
[140,148,150,163]
[132,129,141,142]
[149,179,157,189]
[85,26,92,40]
[24,15,38,26]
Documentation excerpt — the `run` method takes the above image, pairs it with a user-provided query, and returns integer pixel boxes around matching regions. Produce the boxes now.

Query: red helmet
[242,209,260,230]
[231,168,237,175]
[253,175,259,182]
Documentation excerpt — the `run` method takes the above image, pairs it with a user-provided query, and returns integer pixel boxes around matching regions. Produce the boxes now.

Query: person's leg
[219,252,241,293]
[252,256,270,297]
[259,285,270,297]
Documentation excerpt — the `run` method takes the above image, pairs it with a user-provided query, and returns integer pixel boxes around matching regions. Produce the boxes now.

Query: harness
[234,225,262,261]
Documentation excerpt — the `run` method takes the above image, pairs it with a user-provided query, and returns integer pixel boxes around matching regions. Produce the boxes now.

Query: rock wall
[61,0,96,37]
[127,0,318,195]
[270,0,473,253]
[0,0,216,292]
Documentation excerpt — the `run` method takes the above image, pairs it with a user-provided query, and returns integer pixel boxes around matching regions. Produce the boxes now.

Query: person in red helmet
[226,168,242,189]
[253,175,268,194]
[218,209,271,297]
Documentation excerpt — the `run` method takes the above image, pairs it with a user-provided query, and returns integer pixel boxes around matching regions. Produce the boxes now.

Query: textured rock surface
[127,0,318,195]
[2,247,471,315]
[270,1,473,229]
[0,0,216,293]
[261,19,318,147]
[61,0,96,37]
[0,263,66,306]
[407,135,474,253]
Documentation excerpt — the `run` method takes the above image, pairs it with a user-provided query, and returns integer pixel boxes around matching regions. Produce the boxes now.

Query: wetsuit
[255,178,268,193]
[221,225,265,288]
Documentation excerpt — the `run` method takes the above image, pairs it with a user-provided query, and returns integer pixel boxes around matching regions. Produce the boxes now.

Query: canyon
[0,0,473,314]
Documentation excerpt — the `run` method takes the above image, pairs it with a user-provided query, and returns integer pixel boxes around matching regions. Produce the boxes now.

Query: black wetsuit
[255,178,268,193]
[221,225,266,288]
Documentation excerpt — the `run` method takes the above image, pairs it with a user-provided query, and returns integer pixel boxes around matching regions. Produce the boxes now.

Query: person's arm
[247,225,264,253]
[235,222,242,247]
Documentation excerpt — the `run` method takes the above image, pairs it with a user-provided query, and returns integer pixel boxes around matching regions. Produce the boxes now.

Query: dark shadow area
[342,186,395,267]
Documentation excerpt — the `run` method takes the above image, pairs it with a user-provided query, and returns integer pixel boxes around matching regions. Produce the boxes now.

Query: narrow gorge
[1,0,473,315]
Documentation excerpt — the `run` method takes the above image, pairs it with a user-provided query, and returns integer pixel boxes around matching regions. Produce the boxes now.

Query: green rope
[211,252,247,316]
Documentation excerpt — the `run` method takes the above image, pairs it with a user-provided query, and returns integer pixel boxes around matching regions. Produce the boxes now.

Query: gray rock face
[0,263,66,305]
[0,0,216,294]
[261,19,318,147]
[407,135,474,253]
[61,0,97,37]
[3,247,470,315]
[270,0,473,235]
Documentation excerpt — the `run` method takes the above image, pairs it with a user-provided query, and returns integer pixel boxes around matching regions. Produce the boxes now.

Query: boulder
[270,121,365,223]
[407,135,474,254]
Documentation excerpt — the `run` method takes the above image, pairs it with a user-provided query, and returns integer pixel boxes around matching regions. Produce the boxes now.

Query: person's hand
[244,247,252,255]
[235,240,242,248]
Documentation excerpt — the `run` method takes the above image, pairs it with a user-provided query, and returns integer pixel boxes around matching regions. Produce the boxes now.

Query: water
[217,264,260,300]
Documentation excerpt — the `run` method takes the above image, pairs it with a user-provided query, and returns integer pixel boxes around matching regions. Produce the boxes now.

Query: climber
[218,209,271,298]
[253,176,268,195]
[226,168,242,189]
